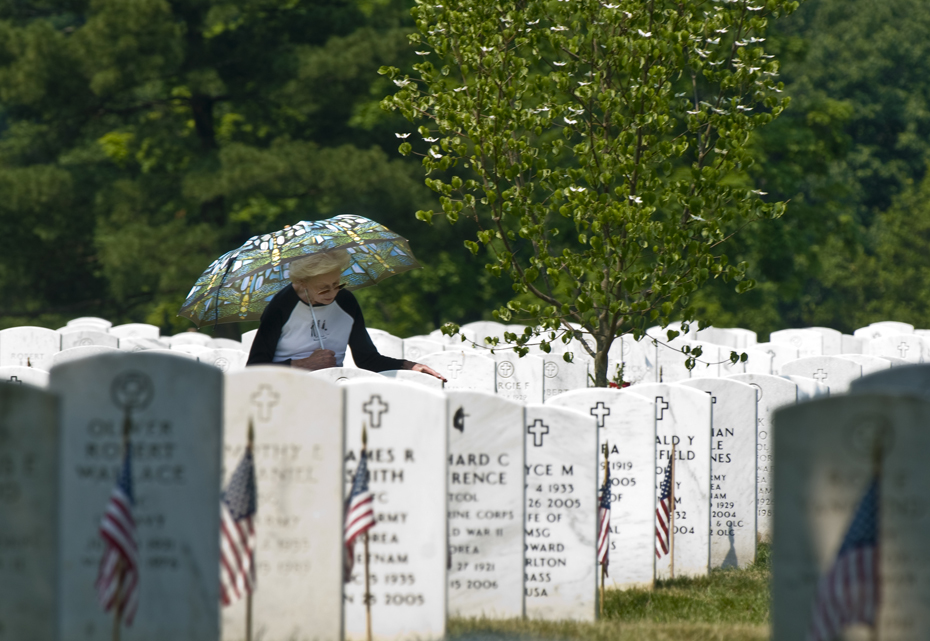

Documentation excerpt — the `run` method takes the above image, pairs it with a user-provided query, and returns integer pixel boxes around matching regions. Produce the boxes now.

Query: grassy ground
[450,544,771,641]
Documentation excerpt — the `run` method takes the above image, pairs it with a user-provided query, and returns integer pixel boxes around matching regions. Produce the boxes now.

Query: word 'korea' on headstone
[681,378,757,569]
[51,352,223,640]
[447,391,525,619]
[418,351,496,393]
[524,404,598,622]
[626,384,711,580]
[0,384,60,639]
[729,373,799,541]
[548,389,656,589]
[221,367,344,641]
[772,394,930,641]
[343,379,448,641]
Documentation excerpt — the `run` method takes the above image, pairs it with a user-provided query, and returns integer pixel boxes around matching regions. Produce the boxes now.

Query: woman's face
[300,269,344,306]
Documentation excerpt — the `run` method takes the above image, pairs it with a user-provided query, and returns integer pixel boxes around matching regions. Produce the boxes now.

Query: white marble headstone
[866,334,928,364]
[806,327,842,356]
[742,348,774,375]
[610,335,657,385]
[380,369,444,389]
[37,345,120,370]
[626,384,712,579]
[729,373,799,541]
[840,334,863,354]
[0,366,49,388]
[0,384,60,639]
[367,329,404,359]
[402,337,444,361]
[199,348,249,373]
[109,323,160,340]
[446,391,525,619]
[0,327,60,368]
[241,329,258,353]
[841,354,892,376]
[681,378,757,568]
[62,330,119,350]
[849,364,930,398]
[343,380,448,641]
[210,337,247,352]
[168,332,212,347]
[854,321,914,341]
[171,344,211,357]
[655,341,693,383]
[418,352,496,393]
[221,368,344,641]
[524,404,598,621]
[51,352,223,640]
[490,352,543,404]
[118,336,169,352]
[781,356,862,394]
[772,393,930,640]
[547,389,656,589]
[542,356,589,401]
[461,321,510,349]
[783,374,830,401]
[66,316,112,330]
[306,367,384,384]
[753,342,799,374]
[769,329,823,359]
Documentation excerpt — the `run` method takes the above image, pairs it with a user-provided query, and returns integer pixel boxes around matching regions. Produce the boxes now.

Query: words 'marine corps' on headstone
[625,384,711,580]
[547,389,656,589]
[773,394,930,640]
[0,384,60,639]
[222,367,344,641]
[343,379,448,641]
[729,373,799,541]
[51,352,223,640]
[681,378,757,569]
[446,391,525,619]
[524,404,598,622]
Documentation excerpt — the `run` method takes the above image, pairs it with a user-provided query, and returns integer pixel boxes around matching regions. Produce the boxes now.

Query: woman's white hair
[288,249,351,284]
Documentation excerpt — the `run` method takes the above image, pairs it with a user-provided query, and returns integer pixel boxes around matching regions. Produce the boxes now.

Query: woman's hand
[406,361,447,382]
[292,349,337,371]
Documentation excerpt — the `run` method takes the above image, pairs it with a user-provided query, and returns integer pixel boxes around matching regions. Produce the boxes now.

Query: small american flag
[220,448,257,606]
[655,458,673,558]
[808,479,879,641]
[344,448,375,580]
[597,465,611,573]
[96,445,139,625]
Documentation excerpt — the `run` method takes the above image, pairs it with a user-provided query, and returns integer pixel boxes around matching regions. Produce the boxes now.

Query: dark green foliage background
[0,0,926,337]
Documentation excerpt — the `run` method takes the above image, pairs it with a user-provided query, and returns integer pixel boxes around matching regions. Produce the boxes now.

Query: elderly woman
[247,250,445,380]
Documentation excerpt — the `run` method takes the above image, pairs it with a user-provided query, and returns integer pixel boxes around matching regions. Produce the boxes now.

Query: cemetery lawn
[449,544,771,641]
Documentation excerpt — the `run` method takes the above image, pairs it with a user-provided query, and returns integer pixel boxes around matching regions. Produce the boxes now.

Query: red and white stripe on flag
[96,488,139,624]
[345,490,375,549]
[597,506,610,565]
[809,546,878,641]
[655,496,671,558]
[220,502,255,606]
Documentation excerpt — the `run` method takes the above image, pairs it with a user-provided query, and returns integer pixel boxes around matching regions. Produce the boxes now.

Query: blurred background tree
[0,0,929,339]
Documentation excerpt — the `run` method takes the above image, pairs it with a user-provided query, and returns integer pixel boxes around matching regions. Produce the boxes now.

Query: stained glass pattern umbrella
[179,214,421,327]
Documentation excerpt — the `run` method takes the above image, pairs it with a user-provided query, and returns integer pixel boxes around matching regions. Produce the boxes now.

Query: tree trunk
[594,336,610,387]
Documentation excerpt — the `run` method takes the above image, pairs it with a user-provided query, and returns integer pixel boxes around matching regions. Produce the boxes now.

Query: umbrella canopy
[179,214,421,327]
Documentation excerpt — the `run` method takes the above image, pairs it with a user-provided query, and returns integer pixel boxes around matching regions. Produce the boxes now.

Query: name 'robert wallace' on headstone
[447,391,525,619]
[0,384,60,640]
[547,389,656,590]
[222,367,344,641]
[343,379,448,641]
[626,383,712,580]
[51,352,223,640]
[524,404,598,622]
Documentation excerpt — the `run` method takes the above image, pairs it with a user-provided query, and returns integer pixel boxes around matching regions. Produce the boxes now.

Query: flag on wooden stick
[96,444,139,625]
[220,444,257,606]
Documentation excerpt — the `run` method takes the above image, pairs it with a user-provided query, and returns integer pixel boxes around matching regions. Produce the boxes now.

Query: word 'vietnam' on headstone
[626,383,711,580]
[343,379,448,641]
[524,404,598,622]
[418,351,496,393]
[729,373,799,541]
[681,378,757,569]
[547,389,656,589]
[0,384,60,639]
[772,393,930,640]
[447,391,525,619]
[51,352,223,640]
[221,367,344,641]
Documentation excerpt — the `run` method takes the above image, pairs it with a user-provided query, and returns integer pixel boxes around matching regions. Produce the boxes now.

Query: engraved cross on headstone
[8,376,20,384]
[363,395,390,428]
[655,396,670,421]
[590,402,611,428]
[898,342,910,359]
[448,361,463,379]
[527,419,549,447]
[250,384,280,422]
[813,369,828,382]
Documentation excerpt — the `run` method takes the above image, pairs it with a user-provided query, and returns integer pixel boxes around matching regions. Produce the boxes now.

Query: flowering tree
[381,0,798,386]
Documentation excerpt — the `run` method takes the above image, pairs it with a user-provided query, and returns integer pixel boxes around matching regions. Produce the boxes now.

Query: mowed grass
[449,544,771,641]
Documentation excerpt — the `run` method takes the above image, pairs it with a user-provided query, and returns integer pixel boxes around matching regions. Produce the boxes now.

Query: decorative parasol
[179,214,421,327]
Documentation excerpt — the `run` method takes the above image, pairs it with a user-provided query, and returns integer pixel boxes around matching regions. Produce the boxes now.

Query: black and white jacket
[246,285,405,372]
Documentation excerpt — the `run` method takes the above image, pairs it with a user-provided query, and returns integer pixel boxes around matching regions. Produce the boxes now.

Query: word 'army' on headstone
[772,393,930,640]
[51,352,223,640]
[447,391,525,619]
[681,378,757,569]
[221,367,344,641]
[418,351,496,393]
[0,383,60,639]
[524,404,598,622]
[343,379,448,641]
[729,373,799,541]
[547,389,656,589]
[626,383,712,580]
